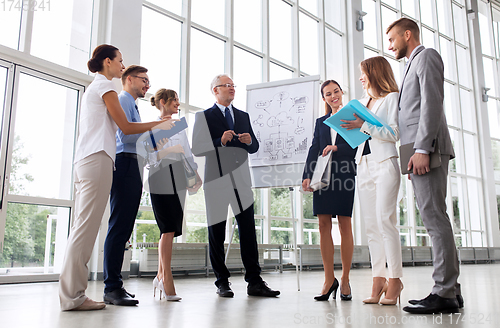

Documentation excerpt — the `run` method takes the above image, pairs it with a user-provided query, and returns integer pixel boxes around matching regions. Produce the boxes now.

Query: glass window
[452,3,468,46]
[234,0,262,52]
[492,140,500,181]
[456,46,472,89]
[270,63,293,82]
[0,65,6,136]
[299,12,319,75]
[483,57,497,97]
[463,133,480,178]
[381,0,397,9]
[364,47,379,60]
[31,0,93,74]
[303,222,319,245]
[185,213,208,243]
[496,184,500,226]
[362,0,378,50]
[381,6,397,55]
[191,0,225,35]
[269,0,293,66]
[443,81,458,128]
[439,36,456,82]
[420,0,435,29]
[270,188,291,217]
[147,0,183,16]
[422,27,436,49]
[0,5,21,49]
[398,180,408,226]
[450,177,465,232]
[300,0,318,16]
[478,0,494,57]
[141,8,182,99]
[189,28,225,109]
[436,0,453,37]
[459,88,475,132]
[467,178,483,231]
[449,129,464,174]
[324,0,343,31]
[10,73,78,199]
[471,231,483,247]
[325,29,345,87]
[232,47,263,110]
[271,220,292,244]
[487,100,500,139]
[401,0,416,19]
[386,56,402,86]
[1,204,70,274]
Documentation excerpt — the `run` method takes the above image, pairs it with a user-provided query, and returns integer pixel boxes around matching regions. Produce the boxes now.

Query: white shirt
[74,73,119,164]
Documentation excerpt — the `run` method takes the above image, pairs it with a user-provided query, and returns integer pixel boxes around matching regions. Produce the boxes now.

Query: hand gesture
[302,179,314,192]
[156,118,179,130]
[170,144,185,154]
[340,113,364,130]
[408,153,430,175]
[322,145,338,157]
[238,133,252,144]
[221,130,236,146]
[188,171,203,193]
[157,138,169,149]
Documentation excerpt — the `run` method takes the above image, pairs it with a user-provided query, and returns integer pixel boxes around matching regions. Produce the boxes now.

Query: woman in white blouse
[59,44,176,311]
[341,56,403,305]
[146,88,202,301]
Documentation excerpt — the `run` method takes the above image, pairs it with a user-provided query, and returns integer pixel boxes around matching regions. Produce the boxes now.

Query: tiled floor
[1,264,499,328]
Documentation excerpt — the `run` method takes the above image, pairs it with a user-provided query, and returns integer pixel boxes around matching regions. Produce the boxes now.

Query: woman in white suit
[341,56,403,305]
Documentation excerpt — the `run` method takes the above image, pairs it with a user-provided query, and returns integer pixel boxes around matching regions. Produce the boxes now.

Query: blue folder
[146,117,188,148]
[323,99,395,149]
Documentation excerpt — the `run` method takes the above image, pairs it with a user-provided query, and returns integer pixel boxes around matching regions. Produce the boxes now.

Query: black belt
[116,152,137,159]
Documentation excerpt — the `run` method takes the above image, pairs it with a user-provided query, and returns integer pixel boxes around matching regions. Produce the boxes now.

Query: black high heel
[340,282,352,301]
[314,278,339,301]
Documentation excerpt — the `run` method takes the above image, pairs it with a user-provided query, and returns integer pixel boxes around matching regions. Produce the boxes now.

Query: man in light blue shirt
[103,65,150,306]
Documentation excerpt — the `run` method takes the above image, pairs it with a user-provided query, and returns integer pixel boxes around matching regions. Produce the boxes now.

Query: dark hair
[360,56,399,99]
[386,17,420,41]
[320,80,342,115]
[121,65,148,85]
[151,88,178,109]
[87,44,119,73]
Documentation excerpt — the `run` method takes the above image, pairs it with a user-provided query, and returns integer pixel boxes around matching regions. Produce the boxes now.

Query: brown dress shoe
[71,298,106,311]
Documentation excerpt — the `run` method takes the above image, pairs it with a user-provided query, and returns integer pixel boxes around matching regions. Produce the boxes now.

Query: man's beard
[395,44,408,60]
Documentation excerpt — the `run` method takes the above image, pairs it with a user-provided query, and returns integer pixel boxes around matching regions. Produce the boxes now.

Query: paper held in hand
[309,151,333,191]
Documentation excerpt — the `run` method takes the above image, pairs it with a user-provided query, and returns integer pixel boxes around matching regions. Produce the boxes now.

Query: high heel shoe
[363,280,388,304]
[314,278,339,301]
[153,276,160,297]
[158,279,182,301]
[340,282,352,301]
[380,281,404,305]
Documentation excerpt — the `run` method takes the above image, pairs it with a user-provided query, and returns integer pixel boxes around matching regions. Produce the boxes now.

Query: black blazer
[302,114,363,180]
[192,104,259,184]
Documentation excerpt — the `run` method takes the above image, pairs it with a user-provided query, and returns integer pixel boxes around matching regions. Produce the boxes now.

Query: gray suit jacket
[398,46,455,158]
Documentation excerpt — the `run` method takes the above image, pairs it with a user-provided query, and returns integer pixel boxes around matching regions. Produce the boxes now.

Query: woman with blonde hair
[147,88,202,301]
[302,80,369,301]
[341,56,403,305]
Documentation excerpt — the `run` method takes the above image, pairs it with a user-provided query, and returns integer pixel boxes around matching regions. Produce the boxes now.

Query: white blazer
[354,92,400,164]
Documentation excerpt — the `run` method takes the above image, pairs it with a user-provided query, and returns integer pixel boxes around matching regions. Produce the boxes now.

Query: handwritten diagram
[247,80,315,167]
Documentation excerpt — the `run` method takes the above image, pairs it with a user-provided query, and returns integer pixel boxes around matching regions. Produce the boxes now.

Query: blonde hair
[150,88,178,109]
[359,56,399,99]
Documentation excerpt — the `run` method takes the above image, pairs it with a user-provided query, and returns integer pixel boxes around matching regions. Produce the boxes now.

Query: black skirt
[313,155,356,217]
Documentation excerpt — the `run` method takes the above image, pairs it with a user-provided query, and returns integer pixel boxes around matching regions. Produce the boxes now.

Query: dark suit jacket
[302,114,362,180]
[192,104,259,186]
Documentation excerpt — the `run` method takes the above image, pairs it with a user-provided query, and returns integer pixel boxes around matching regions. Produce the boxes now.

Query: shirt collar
[120,90,137,106]
[407,45,424,64]
[215,102,233,114]
[94,72,110,81]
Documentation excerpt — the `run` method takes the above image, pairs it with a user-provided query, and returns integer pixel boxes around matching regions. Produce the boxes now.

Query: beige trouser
[357,155,403,278]
[59,151,113,310]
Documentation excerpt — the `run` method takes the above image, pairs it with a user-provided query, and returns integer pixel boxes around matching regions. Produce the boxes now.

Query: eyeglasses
[131,75,151,87]
[216,83,236,88]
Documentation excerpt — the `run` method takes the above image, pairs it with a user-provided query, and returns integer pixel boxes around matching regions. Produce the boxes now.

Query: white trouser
[59,151,113,310]
[357,155,402,278]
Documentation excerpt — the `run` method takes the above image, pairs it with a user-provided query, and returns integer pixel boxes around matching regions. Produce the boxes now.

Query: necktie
[224,107,234,130]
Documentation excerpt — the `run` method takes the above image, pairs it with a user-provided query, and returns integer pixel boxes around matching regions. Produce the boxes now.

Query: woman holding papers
[341,56,403,305]
[59,45,176,311]
[302,80,369,301]
[147,88,202,301]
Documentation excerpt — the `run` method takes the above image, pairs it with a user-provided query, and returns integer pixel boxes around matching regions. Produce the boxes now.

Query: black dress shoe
[314,278,339,301]
[409,294,464,308]
[340,283,352,301]
[104,287,139,306]
[403,293,459,314]
[247,281,280,297]
[216,282,234,298]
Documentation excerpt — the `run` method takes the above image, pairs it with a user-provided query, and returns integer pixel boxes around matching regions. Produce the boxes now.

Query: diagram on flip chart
[247,80,315,167]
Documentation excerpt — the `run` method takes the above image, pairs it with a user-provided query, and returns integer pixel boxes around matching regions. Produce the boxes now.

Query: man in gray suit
[387,18,462,314]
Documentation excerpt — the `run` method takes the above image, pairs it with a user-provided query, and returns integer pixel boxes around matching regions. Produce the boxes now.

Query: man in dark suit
[387,18,462,314]
[192,74,279,298]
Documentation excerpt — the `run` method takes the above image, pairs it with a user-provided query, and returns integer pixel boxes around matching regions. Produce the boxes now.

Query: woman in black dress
[302,80,367,301]
[147,89,202,301]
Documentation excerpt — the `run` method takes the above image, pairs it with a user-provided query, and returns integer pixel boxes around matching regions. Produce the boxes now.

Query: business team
[60,17,461,315]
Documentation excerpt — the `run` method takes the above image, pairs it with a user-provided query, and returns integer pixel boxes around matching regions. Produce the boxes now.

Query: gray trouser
[410,155,460,298]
